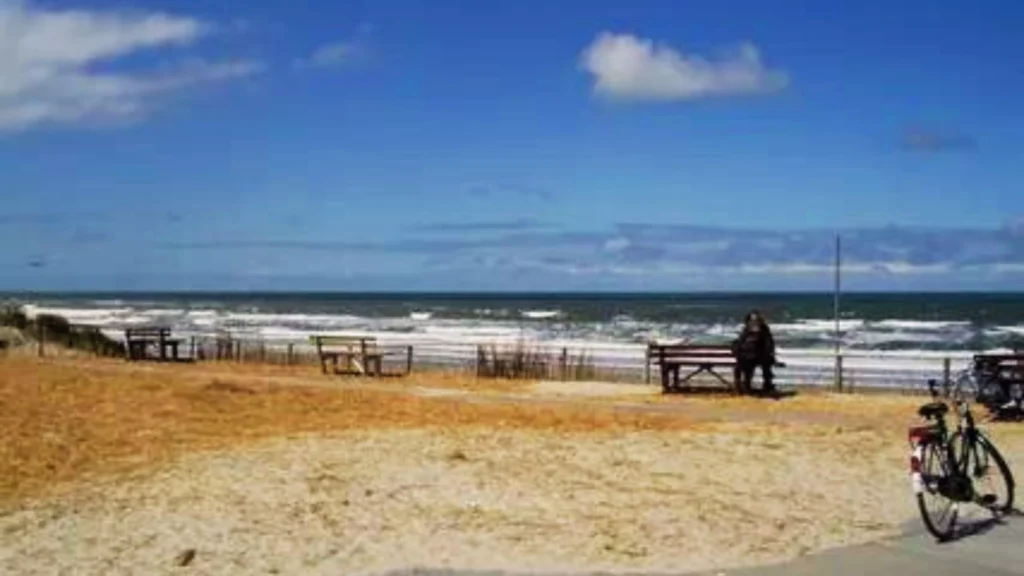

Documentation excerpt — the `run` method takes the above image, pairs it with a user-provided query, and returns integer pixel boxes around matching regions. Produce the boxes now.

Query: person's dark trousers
[759,361,776,393]
[735,360,775,395]
[734,361,754,394]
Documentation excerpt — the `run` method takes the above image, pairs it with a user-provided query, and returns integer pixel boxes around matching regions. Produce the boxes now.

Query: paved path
[694,515,1024,575]
[373,516,1024,576]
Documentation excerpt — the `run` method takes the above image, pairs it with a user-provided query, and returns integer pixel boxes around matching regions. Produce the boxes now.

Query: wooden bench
[124,326,182,362]
[647,343,785,394]
[310,335,413,377]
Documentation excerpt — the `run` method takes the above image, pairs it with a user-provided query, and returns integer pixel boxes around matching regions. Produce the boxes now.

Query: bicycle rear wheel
[916,440,960,541]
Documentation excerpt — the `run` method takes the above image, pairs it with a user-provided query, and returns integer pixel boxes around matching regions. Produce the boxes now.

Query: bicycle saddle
[918,402,948,419]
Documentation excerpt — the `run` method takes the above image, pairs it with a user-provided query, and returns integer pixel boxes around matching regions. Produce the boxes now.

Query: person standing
[731,310,777,395]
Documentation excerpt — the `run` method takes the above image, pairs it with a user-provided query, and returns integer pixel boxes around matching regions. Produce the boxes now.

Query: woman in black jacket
[732,309,777,395]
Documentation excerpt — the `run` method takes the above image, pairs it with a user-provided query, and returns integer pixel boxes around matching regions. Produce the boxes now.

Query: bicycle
[909,377,1016,541]
[949,359,1024,418]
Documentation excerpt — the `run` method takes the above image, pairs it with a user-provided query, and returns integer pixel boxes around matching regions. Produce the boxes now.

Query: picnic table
[124,326,182,362]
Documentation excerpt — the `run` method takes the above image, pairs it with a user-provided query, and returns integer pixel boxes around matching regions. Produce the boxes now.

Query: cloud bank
[0,0,262,132]
[153,221,1024,290]
[579,32,788,101]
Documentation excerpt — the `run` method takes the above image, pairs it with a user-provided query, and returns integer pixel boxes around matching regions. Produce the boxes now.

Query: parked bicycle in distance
[909,377,1016,541]
[950,354,1024,419]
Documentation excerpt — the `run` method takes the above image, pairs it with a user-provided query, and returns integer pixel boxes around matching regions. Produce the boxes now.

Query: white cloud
[603,237,630,253]
[579,32,788,101]
[0,0,262,132]
[294,23,373,70]
[295,42,358,69]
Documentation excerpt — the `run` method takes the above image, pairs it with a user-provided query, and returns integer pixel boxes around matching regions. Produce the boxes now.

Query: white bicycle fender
[911,443,924,495]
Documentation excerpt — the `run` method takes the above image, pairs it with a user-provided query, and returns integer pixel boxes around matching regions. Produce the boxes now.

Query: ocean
[6,291,1024,389]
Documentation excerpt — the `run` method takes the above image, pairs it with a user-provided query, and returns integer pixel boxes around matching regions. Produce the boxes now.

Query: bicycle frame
[909,378,984,500]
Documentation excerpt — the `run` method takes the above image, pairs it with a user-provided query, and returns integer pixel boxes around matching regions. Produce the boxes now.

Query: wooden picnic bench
[310,335,413,377]
[647,343,785,394]
[124,326,182,362]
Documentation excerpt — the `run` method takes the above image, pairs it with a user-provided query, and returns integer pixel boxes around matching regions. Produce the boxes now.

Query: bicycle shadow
[939,508,1022,543]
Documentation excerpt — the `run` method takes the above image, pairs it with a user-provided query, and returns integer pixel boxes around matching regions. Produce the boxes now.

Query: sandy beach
[2,356,1024,575]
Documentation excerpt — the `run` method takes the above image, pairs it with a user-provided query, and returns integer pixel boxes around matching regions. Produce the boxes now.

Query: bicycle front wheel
[916,439,960,541]
[957,432,1016,514]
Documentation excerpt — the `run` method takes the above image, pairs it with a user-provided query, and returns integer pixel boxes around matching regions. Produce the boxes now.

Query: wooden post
[37,323,44,358]
[287,343,294,366]
[476,344,483,378]
[835,355,844,393]
[406,345,414,375]
[560,347,568,381]
[189,337,196,360]
[659,347,669,393]
[644,346,651,384]
[259,340,266,364]
[942,357,951,390]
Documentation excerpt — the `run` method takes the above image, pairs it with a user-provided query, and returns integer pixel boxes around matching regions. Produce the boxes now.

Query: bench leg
[660,366,671,393]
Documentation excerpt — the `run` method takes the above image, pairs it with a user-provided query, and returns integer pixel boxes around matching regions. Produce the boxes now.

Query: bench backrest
[647,344,734,359]
[310,335,378,351]
[125,327,172,339]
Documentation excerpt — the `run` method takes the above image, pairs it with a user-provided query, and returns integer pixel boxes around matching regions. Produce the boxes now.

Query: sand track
[1,427,915,575]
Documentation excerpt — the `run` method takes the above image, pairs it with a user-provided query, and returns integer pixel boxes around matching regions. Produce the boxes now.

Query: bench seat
[310,335,413,377]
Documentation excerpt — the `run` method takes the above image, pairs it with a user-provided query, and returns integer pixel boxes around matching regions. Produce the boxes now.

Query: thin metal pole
[833,234,842,391]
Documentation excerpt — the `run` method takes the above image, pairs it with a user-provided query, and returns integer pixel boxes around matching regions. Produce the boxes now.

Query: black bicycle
[909,378,1015,541]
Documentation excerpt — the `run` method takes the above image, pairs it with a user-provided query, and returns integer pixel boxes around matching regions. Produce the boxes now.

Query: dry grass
[0,357,689,505]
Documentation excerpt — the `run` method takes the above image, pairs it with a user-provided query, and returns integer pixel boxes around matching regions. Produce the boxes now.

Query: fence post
[834,354,844,393]
[189,337,196,360]
[37,323,45,358]
[942,357,951,390]
[406,345,414,375]
[644,347,651,384]
[560,347,568,381]
[476,345,483,378]
[287,343,294,366]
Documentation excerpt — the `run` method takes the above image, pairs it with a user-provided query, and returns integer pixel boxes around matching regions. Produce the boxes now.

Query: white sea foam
[521,310,561,319]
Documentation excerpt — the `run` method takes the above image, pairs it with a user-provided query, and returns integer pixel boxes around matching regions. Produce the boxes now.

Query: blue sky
[0,0,1022,291]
